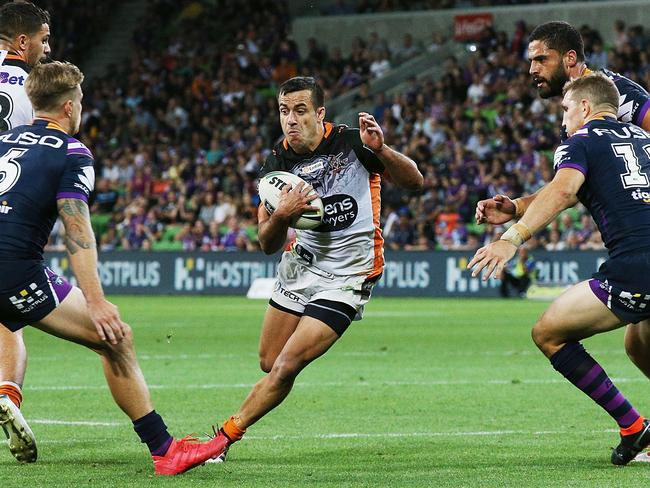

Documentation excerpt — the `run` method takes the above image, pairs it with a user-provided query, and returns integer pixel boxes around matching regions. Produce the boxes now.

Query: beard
[533,66,569,99]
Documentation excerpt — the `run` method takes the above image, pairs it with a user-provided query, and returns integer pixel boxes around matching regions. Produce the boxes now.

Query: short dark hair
[529,21,585,62]
[0,1,50,41]
[563,73,619,114]
[278,77,324,109]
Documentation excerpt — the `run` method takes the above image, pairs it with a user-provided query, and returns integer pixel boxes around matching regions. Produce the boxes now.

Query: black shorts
[0,261,73,331]
[590,253,650,324]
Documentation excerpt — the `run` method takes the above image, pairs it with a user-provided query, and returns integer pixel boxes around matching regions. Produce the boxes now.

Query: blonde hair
[562,73,619,114]
[25,61,84,112]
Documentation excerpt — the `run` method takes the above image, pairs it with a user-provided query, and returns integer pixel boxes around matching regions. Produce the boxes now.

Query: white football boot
[0,395,37,462]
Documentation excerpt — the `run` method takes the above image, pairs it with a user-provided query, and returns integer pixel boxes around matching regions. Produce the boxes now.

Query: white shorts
[270,251,378,332]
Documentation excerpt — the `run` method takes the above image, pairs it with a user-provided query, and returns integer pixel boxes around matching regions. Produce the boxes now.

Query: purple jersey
[0,119,94,260]
[554,116,650,258]
[603,68,650,127]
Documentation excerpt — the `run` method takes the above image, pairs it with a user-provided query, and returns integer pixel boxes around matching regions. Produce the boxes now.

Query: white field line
[364,311,444,317]
[30,419,121,427]
[24,376,648,391]
[26,348,629,363]
[29,428,620,441]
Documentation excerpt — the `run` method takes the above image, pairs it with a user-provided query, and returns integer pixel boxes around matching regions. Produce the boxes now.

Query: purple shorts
[0,263,72,331]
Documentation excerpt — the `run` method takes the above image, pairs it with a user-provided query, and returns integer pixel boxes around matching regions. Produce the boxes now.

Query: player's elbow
[409,172,424,191]
[397,171,424,191]
[556,190,578,208]
[261,245,278,255]
[259,238,281,255]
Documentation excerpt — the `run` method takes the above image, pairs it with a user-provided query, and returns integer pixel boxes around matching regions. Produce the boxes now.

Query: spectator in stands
[545,229,566,251]
[369,50,391,79]
[54,1,647,257]
[393,33,422,65]
[587,40,608,70]
[500,246,536,298]
[387,209,417,250]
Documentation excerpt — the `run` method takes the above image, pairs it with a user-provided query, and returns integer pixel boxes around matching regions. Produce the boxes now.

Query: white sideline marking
[364,311,443,317]
[27,348,629,363]
[25,377,648,391]
[31,419,121,426]
[249,428,620,440]
[30,427,620,441]
[28,351,390,362]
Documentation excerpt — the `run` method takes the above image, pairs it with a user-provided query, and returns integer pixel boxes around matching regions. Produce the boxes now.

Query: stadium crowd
[317,0,607,15]
[40,0,120,64]
[41,1,650,253]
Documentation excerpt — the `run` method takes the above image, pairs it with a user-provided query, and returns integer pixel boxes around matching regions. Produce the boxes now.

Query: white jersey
[0,50,33,131]
[261,123,385,278]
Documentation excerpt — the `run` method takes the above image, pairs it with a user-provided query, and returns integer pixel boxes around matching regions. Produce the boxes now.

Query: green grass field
[1,296,648,487]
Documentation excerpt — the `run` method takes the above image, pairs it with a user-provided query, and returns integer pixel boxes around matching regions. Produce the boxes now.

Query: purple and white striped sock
[550,342,640,428]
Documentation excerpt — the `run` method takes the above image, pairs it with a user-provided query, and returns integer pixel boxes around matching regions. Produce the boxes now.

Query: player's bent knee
[625,327,644,361]
[269,355,302,384]
[121,323,134,342]
[91,326,136,357]
[531,317,557,355]
[259,356,274,374]
[531,323,545,349]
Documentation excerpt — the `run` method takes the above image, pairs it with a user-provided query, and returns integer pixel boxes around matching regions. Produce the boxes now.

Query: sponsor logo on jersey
[631,189,650,203]
[0,72,25,86]
[0,132,64,148]
[300,160,325,174]
[315,194,358,232]
[0,200,12,214]
[592,126,650,139]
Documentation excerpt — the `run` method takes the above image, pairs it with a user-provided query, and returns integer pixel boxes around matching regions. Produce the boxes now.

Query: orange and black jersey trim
[262,122,385,176]
[1,52,31,73]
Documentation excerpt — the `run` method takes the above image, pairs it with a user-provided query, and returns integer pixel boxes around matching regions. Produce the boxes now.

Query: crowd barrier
[44,250,608,297]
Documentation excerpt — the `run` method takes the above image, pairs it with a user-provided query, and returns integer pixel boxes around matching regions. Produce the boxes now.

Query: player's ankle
[621,416,646,436]
[221,415,246,442]
[0,381,22,408]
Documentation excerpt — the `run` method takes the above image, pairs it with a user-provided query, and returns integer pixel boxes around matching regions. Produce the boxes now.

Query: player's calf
[624,322,650,380]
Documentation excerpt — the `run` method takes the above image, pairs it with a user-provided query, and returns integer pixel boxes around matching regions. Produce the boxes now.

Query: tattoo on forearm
[57,199,96,255]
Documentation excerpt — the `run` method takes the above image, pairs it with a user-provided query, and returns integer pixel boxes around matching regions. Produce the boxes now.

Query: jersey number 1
[612,143,650,188]
[0,147,27,195]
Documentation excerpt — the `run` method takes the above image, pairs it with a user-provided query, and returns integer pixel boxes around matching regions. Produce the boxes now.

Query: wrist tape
[500,222,531,247]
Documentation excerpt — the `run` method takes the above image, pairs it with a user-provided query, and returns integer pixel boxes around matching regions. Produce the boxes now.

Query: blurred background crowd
[41,0,650,253]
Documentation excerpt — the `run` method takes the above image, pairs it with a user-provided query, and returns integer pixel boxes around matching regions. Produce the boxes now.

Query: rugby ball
[258,171,324,230]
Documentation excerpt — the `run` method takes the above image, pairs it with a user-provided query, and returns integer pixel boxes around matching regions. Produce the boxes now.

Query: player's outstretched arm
[468,169,582,281]
[475,191,540,225]
[517,170,581,234]
[358,112,423,190]
[57,198,127,344]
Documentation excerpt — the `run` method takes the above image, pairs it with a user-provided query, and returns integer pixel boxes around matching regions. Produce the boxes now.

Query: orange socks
[221,415,246,442]
[0,381,22,408]
[621,416,645,436]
